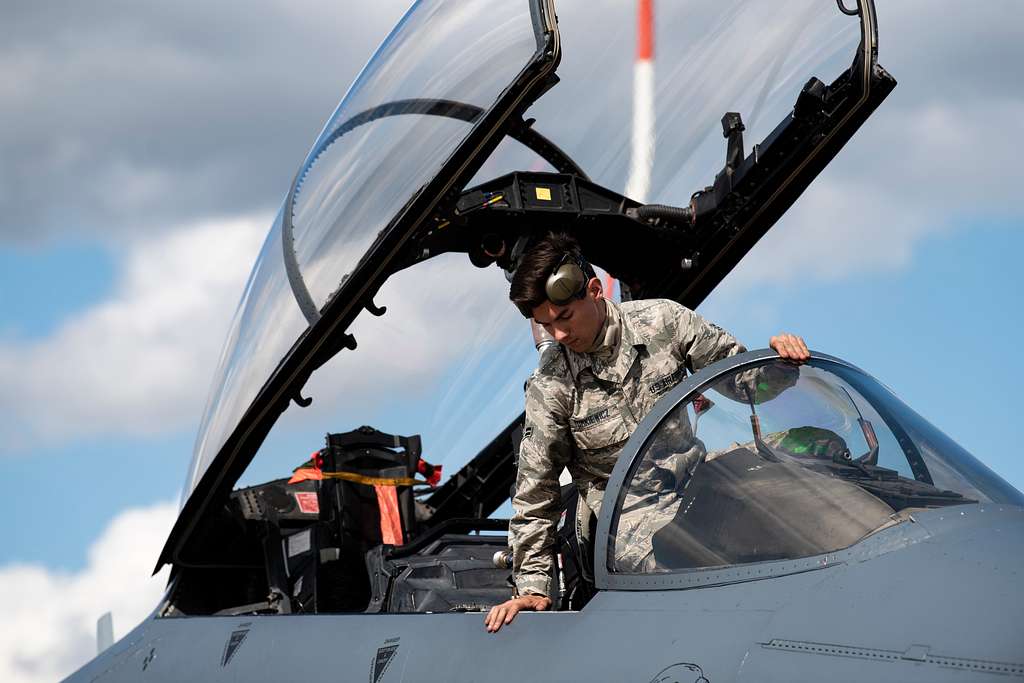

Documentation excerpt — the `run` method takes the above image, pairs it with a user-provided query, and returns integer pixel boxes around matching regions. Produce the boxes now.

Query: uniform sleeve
[509,375,572,598]
[669,304,746,372]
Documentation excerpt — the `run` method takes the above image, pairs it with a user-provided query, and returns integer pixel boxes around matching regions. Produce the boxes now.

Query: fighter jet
[64,1,1024,681]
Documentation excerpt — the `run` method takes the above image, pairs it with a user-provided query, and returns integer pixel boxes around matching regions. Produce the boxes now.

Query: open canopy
[161,0,895,571]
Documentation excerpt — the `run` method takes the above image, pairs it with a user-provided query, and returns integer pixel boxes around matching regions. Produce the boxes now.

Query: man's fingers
[771,333,809,362]
[794,336,809,359]
[485,606,504,632]
[787,334,809,361]
[484,596,542,632]
[485,602,521,632]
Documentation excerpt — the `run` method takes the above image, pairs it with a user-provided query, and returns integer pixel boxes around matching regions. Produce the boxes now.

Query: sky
[1,1,1022,681]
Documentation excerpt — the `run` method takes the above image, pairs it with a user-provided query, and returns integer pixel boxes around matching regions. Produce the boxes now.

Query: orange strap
[288,467,323,484]
[374,485,404,545]
[320,471,420,487]
[288,468,419,487]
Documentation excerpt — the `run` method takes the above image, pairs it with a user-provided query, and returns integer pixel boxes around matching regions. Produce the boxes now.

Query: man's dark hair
[509,232,596,318]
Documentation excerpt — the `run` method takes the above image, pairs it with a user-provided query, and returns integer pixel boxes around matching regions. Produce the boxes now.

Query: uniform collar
[565,300,645,383]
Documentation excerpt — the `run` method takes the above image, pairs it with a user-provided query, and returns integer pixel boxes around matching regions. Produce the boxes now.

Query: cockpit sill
[153,503,1021,619]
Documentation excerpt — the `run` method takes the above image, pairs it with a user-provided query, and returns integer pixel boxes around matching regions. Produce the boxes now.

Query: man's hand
[484,594,552,633]
[769,333,810,363]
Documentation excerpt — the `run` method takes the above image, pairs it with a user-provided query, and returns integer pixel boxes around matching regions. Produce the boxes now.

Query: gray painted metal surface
[95,612,114,655]
[65,506,1024,682]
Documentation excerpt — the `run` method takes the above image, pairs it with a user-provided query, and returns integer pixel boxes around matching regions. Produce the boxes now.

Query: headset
[546,252,594,306]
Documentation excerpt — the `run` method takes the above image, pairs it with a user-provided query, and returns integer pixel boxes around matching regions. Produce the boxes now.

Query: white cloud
[714,95,1024,300]
[0,0,412,243]
[720,177,930,294]
[0,213,533,465]
[314,255,529,399]
[0,215,267,450]
[0,501,175,683]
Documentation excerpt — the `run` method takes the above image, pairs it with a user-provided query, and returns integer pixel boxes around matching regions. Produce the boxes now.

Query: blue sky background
[0,2,1022,681]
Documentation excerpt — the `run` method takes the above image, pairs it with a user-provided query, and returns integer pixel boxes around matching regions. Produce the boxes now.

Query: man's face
[531,278,605,353]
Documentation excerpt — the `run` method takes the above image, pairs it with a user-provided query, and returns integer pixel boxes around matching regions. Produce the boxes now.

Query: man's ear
[586,276,603,300]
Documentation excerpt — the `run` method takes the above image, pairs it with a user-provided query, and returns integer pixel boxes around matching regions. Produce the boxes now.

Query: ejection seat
[231,426,430,614]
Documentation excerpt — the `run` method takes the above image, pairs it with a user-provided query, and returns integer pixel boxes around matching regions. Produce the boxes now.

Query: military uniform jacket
[510,298,746,597]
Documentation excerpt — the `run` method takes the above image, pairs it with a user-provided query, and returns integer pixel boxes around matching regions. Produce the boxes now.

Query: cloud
[0,0,410,245]
[0,209,532,463]
[0,216,267,450]
[739,2,1024,289]
[715,94,1024,299]
[297,254,535,444]
[0,501,175,683]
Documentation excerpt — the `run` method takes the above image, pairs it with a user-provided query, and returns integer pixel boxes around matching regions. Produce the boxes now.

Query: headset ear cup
[546,261,587,305]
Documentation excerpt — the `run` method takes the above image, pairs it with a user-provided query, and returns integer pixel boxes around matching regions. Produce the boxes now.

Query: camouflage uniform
[509,298,749,597]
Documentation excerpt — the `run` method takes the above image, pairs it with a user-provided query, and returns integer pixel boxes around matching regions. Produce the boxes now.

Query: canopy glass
[186,0,541,494]
[610,358,1023,573]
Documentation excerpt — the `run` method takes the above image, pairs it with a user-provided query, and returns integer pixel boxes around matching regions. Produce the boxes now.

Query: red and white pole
[624,0,655,206]
[614,0,655,302]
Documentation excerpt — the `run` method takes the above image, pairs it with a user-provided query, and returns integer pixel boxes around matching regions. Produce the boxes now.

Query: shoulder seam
[621,298,683,314]
[536,351,570,379]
